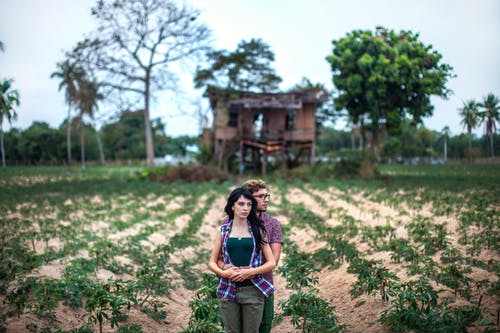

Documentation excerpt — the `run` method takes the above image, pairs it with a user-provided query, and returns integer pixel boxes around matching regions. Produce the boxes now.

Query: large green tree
[458,99,480,162]
[479,93,499,159]
[326,27,454,156]
[68,0,211,167]
[194,38,282,93]
[17,122,65,165]
[0,79,20,168]
[101,111,170,160]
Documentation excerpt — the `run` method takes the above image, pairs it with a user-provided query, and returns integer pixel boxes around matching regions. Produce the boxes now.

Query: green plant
[388,238,419,263]
[84,280,132,333]
[279,244,345,332]
[407,217,449,255]
[436,262,473,298]
[116,324,143,333]
[380,279,491,332]
[134,260,172,312]
[278,245,320,291]
[180,273,223,333]
[349,258,399,302]
[281,291,345,332]
[360,224,395,251]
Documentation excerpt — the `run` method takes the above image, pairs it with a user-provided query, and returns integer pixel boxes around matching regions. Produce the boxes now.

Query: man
[219,179,282,333]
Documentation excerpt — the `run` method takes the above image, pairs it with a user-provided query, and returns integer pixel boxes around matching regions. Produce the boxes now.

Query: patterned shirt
[260,212,282,284]
[216,219,275,300]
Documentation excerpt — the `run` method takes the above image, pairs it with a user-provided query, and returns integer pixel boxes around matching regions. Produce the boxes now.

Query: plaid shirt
[216,219,275,300]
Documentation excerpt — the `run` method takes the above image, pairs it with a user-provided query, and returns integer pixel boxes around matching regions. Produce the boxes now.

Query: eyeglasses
[254,193,271,200]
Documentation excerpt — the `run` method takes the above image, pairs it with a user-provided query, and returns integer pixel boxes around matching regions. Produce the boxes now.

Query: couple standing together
[208,179,283,333]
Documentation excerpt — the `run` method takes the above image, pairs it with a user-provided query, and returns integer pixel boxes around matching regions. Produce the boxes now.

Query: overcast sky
[1,0,499,137]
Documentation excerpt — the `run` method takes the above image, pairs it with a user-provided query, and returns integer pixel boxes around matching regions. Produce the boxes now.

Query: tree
[101,111,170,160]
[68,0,211,167]
[379,120,437,163]
[441,126,450,163]
[478,93,499,159]
[326,27,454,157]
[17,122,65,165]
[75,78,104,167]
[194,38,282,93]
[0,79,20,168]
[51,60,85,169]
[458,99,480,162]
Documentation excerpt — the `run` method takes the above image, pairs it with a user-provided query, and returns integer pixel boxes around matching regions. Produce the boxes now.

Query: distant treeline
[1,112,198,166]
[317,122,499,163]
[1,112,498,165]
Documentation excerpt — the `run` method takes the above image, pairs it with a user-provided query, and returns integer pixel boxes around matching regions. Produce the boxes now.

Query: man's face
[252,188,270,212]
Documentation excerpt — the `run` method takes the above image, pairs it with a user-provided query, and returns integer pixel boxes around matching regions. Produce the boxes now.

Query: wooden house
[205,88,328,173]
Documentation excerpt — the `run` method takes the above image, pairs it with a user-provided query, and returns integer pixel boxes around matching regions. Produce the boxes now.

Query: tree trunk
[490,133,494,159]
[1,123,5,168]
[444,139,447,163]
[96,130,106,165]
[351,125,355,149]
[80,119,85,169]
[66,105,72,170]
[360,119,366,150]
[370,128,379,159]
[144,73,155,167]
[93,119,106,165]
[468,131,472,163]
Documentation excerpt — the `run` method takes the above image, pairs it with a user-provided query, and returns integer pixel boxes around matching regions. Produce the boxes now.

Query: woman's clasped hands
[223,265,256,282]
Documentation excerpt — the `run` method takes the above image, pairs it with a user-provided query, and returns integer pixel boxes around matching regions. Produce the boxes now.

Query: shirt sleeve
[268,218,283,244]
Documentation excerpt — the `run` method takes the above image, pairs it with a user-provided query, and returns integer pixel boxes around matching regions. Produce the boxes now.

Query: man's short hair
[242,179,267,194]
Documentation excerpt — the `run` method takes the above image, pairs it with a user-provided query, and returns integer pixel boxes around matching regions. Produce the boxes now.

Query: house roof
[206,87,329,110]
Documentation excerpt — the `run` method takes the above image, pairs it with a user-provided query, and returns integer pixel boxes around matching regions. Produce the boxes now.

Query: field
[0,164,499,332]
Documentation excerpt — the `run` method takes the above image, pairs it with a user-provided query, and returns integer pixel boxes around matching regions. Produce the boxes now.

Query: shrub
[332,151,378,179]
[141,165,232,183]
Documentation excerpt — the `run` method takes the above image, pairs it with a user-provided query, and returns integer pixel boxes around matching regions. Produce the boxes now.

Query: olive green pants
[219,285,265,333]
[259,293,274,333]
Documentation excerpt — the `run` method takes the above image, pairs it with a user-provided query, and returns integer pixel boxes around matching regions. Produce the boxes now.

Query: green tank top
[227,237,253,267]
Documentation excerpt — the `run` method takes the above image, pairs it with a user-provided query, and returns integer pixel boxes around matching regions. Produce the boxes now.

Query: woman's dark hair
[224,187,267,250]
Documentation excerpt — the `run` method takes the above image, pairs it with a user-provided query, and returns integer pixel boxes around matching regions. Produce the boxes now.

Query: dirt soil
[3,185,498,333]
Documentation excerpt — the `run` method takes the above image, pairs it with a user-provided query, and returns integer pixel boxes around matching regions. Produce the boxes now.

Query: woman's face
[232,195,252,220]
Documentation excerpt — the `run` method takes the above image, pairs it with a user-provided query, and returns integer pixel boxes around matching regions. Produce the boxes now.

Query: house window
[286,109,295,130]
[253,112,263,137]
[228,105,239,127]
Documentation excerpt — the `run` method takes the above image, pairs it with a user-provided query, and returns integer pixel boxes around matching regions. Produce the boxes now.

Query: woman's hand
[223,266,240,280]
[229,266,255,282]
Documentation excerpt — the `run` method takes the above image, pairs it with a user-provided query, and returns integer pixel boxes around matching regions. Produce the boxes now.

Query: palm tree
[458,99,480,162]
[0,79,20,168]
[479,93,500,159]
[50,60,84,169]
[441,126,451,163]
[75,78,104,167]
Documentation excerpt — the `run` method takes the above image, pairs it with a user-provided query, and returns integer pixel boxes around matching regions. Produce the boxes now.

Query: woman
[208,187,276,333]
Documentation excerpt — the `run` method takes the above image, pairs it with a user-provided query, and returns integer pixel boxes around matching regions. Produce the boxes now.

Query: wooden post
[217,139,226,169]
[261,149,267,174]
[310,141,315,167]
[239,140,244,175]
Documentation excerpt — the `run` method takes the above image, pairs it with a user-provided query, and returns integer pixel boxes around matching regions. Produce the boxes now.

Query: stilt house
[205,88,328,173]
